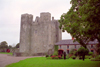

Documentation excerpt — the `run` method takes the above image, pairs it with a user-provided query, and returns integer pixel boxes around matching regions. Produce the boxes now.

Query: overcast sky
[0,0,72,45]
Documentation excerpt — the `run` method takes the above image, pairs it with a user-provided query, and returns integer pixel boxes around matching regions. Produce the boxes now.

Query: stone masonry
[19,12,62,56]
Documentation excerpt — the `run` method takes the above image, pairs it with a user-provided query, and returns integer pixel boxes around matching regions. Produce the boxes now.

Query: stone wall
[19,14,33,54]
[58,44,96,54]
[19,12,62,56]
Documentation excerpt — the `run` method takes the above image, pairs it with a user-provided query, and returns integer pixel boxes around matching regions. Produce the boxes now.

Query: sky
[0,0,72,46]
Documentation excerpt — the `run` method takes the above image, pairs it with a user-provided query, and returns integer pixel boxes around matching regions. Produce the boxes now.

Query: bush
[71,56,76,59]
[69,49,77,56]
[54,56,59,59]
[69,54,73,58]
[50,55,52,57]
[85,56,92,59]
[79,56,82,59]
[88,52,93,56]
[66,55,69,59]
[58,55,61,59]
[91,58,100,61]
[95,55,100,59]
[91,55,100,61]
[46,57,51,59]
[92,54,96,58]
[77,47,89,61]
[46,55,49,58]
[53,51,58,56]
[51,55,59,59]
[61,55,64,59]
[51,55,56,59]
[78,47,89,56]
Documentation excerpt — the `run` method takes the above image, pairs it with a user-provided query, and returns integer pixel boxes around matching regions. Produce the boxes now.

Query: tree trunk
[82,54,85,61]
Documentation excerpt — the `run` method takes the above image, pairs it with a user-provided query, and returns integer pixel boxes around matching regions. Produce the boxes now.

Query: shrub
[95,55,100,60]
[53,51,58,56]
[58,55,61,59]
[77,47,89,61]
[92,54,95,57]
[79,56,82,59]
[46,57,51,59]
[66,55,69,59]
[46,55,49,58]
[71,56,76,59]
[69,49,77,56]
[51,55,59,59]
[88,52,93,56]
[54,56,59,59]
[85,56,92,59]
[91,55,100,61]
[69,54,73,58]
[61,55,64,59]
[50,55,52,57]
[91,58,100,61]
[51,55,56,59]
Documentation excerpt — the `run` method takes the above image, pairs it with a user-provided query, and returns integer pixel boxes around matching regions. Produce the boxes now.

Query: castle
[19,12,62,56]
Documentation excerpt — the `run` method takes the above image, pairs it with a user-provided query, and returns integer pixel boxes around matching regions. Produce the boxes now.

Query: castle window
[67,45,69,48]
[91,44,93,48]
[75,45,76,48]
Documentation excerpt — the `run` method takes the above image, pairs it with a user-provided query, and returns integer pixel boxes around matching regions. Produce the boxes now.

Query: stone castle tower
[19,12,62,56]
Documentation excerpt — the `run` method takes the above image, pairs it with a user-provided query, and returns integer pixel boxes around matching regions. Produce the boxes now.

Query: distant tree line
[0,41,19,52]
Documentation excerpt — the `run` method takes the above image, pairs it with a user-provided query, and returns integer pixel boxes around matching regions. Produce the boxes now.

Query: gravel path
[0,54,41,67]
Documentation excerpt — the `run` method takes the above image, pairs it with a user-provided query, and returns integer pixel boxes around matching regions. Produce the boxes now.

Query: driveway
[0,54,41,67]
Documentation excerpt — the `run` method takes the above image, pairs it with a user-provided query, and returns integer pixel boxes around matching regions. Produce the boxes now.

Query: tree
[0,41,8,48]
[0,41,8,52]
[64,52,66,60]
[59,0,100,48]
[15,43,19,48]
[78,47,89,61]
[8,45,12,49]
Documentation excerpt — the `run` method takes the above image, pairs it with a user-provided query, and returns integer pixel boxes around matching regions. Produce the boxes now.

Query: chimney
[52,17,54,20]
[72,37,74,40]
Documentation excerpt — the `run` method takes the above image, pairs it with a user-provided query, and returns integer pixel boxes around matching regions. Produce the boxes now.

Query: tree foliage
[8,45,12,49]
[0,41,8,48]
[15,43,19,48]
[59,0,100,48]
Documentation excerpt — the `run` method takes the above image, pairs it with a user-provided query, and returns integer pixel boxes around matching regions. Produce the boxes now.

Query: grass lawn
[6,57,100,67]
[0,52,12,55]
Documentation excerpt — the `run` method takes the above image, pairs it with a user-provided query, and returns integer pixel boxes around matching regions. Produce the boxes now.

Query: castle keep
[19,12,62,56]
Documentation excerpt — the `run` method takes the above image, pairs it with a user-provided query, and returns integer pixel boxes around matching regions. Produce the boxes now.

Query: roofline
[55,44,97,45]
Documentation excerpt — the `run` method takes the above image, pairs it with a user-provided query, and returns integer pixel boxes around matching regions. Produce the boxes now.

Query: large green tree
[59,0,100,48]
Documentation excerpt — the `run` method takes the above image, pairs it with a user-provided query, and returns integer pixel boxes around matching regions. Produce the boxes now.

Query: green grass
[0,52,12,55]
[6,57,100,67]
